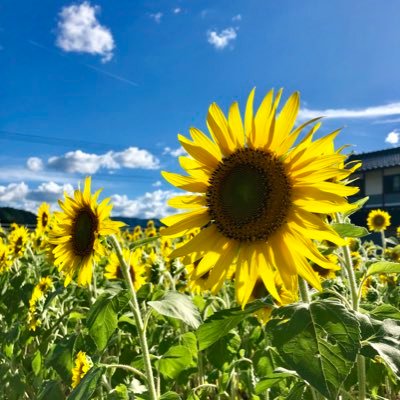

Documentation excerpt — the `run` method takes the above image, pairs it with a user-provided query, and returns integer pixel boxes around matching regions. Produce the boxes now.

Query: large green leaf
[331,223,369,238]
[370,304,400,321]
[266,300,360,400]
[47,335,76,381]
[68,366,105,400]
[148,291,201,329]
[158,345,193,379]
[197,300,269,351]
[359,315,400,377]
[38,380,65,400]
[365,261,400,277]
[86,290,130,351]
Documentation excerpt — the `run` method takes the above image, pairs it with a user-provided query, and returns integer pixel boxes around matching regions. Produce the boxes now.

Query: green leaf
[86,290,130,351]
[32,350,42,376]
[47,335,76,381]
[331,223,369,238]
[68,366,105,400]
[129,235,160,250]
[370,304,400,321]
[148,291,201,329]
[158,345,193,379]
[107,384,129,400]
[360,316,400,377]
[365,261,400,277]
[255,373,294,394]
[197,300,269,351]
[160,392,182,400]
[38,380,65,400]
[266,300,360,400]
[343,196,369,218]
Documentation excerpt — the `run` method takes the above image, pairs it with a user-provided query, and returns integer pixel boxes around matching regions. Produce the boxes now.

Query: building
[348,147,400,234]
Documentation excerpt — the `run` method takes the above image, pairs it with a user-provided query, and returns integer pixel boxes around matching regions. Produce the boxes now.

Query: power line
[0,129,160,153]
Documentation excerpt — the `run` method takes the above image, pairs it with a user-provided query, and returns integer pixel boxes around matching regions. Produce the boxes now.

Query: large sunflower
[161,89,359,306]
[49,177,124,286]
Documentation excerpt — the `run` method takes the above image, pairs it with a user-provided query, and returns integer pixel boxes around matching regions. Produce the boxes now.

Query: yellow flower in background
[8,225,29,258]
[161,89,357,306]
[105,248,147,291]
[49,177,125,287]
[367,209,391,232]
[37,202,51,234]
[0,240,12,274]
[397,226,400,238]
[351,251,363,270]
[71,351,92,388]
[312,254,339,280]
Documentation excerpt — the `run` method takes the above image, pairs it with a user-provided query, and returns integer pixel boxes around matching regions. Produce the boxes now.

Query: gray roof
[347,147,400,172]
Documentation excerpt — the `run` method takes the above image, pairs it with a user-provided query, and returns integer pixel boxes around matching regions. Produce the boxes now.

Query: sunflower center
[372,215,385,228]
[206,148,292,242]
[42,213,49,228]
[72,208,98,256]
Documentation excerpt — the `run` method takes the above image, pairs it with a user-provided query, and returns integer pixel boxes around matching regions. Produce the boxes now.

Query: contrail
[28,40,139,87]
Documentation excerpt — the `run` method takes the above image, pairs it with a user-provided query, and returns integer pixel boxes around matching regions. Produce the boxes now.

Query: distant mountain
[0,207,37,226]
[0,207,161,229]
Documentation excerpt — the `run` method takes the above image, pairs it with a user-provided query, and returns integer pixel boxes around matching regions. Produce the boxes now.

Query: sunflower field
[1,90,400,400]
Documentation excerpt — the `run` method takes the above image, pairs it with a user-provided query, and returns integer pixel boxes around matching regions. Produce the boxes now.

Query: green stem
[109,235,158,400]
[380,230,386,253]
[337,215,366,400]
[298,278,321,400]
[299,277,311,303]
[103,363,147,380]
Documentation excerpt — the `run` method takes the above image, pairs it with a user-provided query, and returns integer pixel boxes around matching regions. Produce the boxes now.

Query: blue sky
[2,0,400,217]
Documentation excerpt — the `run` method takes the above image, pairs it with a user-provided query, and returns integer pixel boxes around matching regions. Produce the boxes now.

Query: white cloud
[0,182,29,203]
[27,182,74,203]
[173,8,181,14]
[232,14,242,21]
[163,146,187,157]
[112,147,160,169]
[111,190,178,218]
[152,181,162,187]
[299,102,400,120]
[0,181,74,213]
[56,2,115,63]
[47,147,159,174]
[385,130,400,145]
[150,12,163,23]
[207,27,237,50]
[27,157,44,172]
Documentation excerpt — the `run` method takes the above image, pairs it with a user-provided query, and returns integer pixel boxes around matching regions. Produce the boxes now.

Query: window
[384,174,400,193]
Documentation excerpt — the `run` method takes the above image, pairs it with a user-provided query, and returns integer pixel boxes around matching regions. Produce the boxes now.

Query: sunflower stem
[380,230,386,253]
[109,235,158,400]
[298,277,311,303]
[298,277,321,400]
[337,215,366,400]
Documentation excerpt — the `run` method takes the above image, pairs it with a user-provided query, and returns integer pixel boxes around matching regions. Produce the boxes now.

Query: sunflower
[104,248,147,290]
[49,177,124,287]
[367,209,391,232]
[161,89,358,306]
[71,351,92,388]
[37,202,51,234]
[8,225,29,258]
[0,240,12,274]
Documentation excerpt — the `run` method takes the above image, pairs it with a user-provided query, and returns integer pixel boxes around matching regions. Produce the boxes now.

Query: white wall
[365,170,382,195]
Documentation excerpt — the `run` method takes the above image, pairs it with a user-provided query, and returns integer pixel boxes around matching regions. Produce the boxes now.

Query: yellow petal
[207,103,236,155]
[161,171,208,193]
[178,134,220,169]
[228,102,244,148]
[167,195,206,209]
[160,209,210,237]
